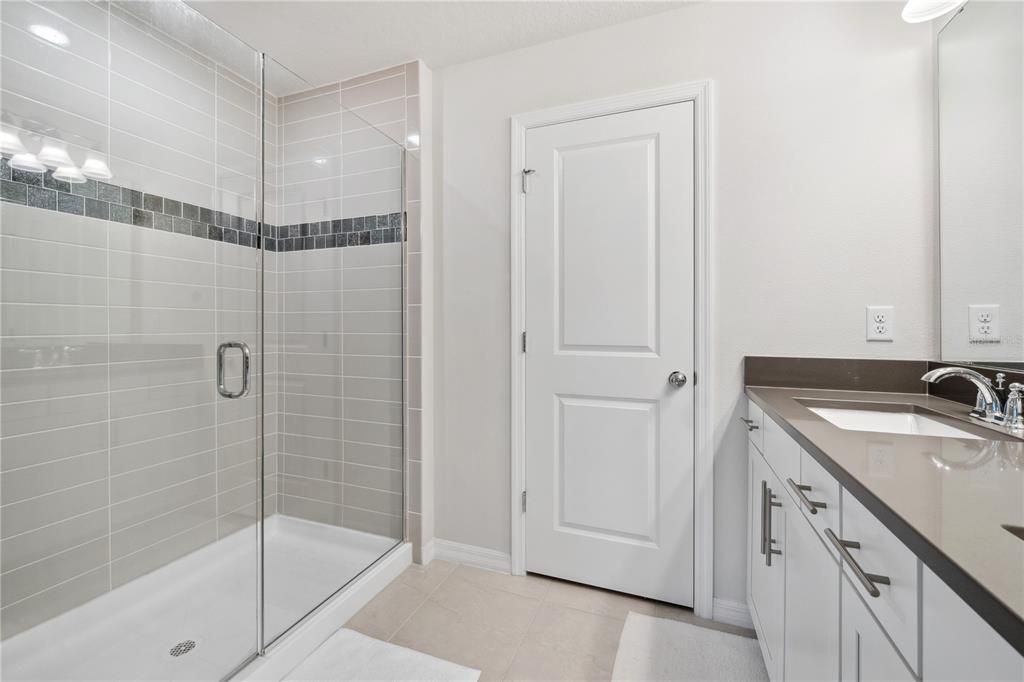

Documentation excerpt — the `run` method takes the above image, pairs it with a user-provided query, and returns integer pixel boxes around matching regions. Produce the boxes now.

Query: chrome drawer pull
[766,487,782,567]
[824,528,891,598]
[740,417,760,431]
[787,478,827,515]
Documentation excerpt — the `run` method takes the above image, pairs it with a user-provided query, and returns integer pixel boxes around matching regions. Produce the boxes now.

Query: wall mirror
[939,1,1024,370]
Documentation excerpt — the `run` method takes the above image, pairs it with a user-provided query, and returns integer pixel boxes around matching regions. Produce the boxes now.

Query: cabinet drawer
[841,576,915,681]
[791,449,841,559]
[746,398,764,453]
[763,414,801,494]
[837,491,919,673]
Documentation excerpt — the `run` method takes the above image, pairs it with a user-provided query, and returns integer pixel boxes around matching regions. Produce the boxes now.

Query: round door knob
[668,371,688,388]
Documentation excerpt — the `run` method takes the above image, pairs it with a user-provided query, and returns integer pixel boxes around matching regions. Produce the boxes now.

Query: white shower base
[1,515,397,681]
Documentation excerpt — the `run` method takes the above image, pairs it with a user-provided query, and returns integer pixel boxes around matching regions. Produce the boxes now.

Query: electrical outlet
[866,305,894,342]
[969,304,1001,343]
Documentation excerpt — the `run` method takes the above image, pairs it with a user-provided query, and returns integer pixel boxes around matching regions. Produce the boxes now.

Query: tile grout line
[383,560,457,643]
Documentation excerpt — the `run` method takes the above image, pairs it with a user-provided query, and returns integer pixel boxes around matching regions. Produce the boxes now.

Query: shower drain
[169,640,197,658]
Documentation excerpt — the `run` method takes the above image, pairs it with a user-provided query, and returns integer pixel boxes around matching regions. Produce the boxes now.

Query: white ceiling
[189,1,685,89]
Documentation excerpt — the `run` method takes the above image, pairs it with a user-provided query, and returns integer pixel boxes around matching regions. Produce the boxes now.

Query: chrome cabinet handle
[824,528,891,598]
[766,487,782,566]
[668,371,688,388]
[759,481,768,556]
[787,477,827,515]
[740,417,760,431]
[217,341,251,399]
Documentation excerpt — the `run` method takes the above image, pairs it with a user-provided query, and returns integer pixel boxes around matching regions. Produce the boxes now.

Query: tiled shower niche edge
[0,157,404,252]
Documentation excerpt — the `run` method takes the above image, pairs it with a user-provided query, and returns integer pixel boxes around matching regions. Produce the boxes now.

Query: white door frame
[509,80,714,619]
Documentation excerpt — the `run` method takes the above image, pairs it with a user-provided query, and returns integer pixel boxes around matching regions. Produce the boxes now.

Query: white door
[523,102,695,606]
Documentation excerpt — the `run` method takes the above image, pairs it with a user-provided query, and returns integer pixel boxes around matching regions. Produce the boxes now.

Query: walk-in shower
[0,1,409,678]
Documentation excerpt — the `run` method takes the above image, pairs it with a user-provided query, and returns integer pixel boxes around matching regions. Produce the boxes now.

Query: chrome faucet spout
[921,366,1004,423]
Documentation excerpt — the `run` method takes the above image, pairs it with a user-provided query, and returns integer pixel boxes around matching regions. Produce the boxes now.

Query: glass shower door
[0,1,264,678]
[260,57,407,649]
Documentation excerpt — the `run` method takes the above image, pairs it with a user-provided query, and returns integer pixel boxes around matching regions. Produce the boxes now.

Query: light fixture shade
[53,165,87,184]
[37,141,73,169]
[902,0,966,23]
[9,153,45,172]
[0,130,26,155]
[81,157,112,181]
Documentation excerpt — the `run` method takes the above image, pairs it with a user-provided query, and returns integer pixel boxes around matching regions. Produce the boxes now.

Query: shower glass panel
[262,57,406,649]
[0,1,263,678]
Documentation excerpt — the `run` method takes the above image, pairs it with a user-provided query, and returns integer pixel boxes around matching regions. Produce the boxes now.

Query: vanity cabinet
[745,396,1022,682]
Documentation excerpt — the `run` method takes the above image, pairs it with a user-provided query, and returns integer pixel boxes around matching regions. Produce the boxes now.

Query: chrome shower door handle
[217,341,251,399]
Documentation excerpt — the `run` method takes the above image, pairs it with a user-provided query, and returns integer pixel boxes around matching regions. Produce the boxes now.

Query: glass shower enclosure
[0,2,406,679]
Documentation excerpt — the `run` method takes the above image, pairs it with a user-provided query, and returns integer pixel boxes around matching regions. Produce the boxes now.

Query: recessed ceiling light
[901,0,966,23]
[29,24,69,47]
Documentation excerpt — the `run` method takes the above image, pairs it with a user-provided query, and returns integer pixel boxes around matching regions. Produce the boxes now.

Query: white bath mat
[612,612,768,681]
[285,628,479,681]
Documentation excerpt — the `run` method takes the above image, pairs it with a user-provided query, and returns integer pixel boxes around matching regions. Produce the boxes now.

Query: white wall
[434,2,936,604]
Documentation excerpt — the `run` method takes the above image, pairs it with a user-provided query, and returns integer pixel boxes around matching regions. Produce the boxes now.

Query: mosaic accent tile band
[0,156,403,252]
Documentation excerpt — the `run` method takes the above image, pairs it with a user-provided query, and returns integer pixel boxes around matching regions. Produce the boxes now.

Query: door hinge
[521,490,527,512]
[521,331,527,353]
[521,169,535,193]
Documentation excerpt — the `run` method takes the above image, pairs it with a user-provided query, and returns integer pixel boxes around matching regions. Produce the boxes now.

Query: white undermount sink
[806,406,984,440]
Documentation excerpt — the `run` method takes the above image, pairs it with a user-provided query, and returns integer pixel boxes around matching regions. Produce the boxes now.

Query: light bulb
[901,0,966,23]
[53,165,87,184]
[81,157,112,181]
[8,153,45,172]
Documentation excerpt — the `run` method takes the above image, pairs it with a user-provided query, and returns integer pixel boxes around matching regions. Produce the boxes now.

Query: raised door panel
[840,577,915,682]
[784,505,840,681]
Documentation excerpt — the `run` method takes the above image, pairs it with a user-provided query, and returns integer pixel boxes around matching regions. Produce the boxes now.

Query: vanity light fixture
[53,165,87,184]
[37,140,73,169]
[9,152,45,172]
[901,0,966,23]
[81,157,113,180]
[29,24,69,47]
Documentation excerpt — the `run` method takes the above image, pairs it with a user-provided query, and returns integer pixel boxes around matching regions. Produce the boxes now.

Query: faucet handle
[1005,383,1024,430]
[996,373,1007,390]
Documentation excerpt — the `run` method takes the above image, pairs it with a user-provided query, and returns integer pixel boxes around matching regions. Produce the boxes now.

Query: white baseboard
[434,539,511,573]
[713,598,754,630]
[239,542,412,681]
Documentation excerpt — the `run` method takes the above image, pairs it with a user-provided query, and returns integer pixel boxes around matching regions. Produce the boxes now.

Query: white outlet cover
[866,305,894,342]
[969,304,1000,343]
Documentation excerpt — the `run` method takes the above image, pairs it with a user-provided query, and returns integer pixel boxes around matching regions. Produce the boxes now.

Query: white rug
[612,613,768,681]
[285,628,480,681]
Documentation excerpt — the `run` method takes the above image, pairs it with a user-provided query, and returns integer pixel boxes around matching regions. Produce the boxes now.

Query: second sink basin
[798,400,984,440]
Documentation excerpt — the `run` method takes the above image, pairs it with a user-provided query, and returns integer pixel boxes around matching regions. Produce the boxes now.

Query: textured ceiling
[189,1,686,88]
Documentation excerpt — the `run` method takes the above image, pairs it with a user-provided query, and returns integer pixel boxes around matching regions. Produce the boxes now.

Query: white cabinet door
[840,577,915,682]
[922,566,1024,681]
[524,102,695,605]
[785,508,840,681]
[749,444,787,682]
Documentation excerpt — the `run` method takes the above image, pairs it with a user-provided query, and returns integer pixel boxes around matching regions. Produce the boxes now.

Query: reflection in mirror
[939,2,1024,367]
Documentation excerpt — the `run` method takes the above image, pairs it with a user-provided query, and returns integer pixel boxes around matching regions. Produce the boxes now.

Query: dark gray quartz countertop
[746,386,1024,655]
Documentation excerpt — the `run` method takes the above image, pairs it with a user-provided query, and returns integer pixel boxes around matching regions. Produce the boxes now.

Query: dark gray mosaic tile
[389,212,402,228]
[357,231,370,245]
[364,215,378,230]
[12,168,43,186]
[143,193,162,212]
[215,211,230,228]
[71,179,97,198]
[353,216,365,231]
[239,232,253,248]
[223,228,238,244]
[343,218,355,233]
[132,208,153,227]
[27,186,56,210]
[302,236,314,250]
[230,215,244,231]
[163,198,181,217]
[173,217,191,234]
[110,204,132,224]
[200,207,214,224]
[85,198,109,220]
[191,222,208,238]
[57,192,84,215]
[315,235,327,249]
[330,219,342,234]
[182,203,199,221]
[97,182,120,203]
[43,171,71,193]
[0,157,10,180]
[245,219,257,234]
[208,225,223,241]
[1,180,27,204]
[122,188,143,208]
[154,213,174,231]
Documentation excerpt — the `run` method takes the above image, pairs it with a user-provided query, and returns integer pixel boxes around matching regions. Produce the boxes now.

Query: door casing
[509,80,714,619]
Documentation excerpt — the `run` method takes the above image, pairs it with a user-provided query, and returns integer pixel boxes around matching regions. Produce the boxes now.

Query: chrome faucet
[921,366,1004,423]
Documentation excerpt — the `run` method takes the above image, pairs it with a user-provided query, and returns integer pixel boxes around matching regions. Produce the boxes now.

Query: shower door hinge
[521,169,535,193]
[521,490,527,512]
[521,331,527,353]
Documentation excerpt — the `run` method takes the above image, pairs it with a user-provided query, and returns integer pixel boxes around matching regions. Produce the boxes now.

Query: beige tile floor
[346,560,754,681]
